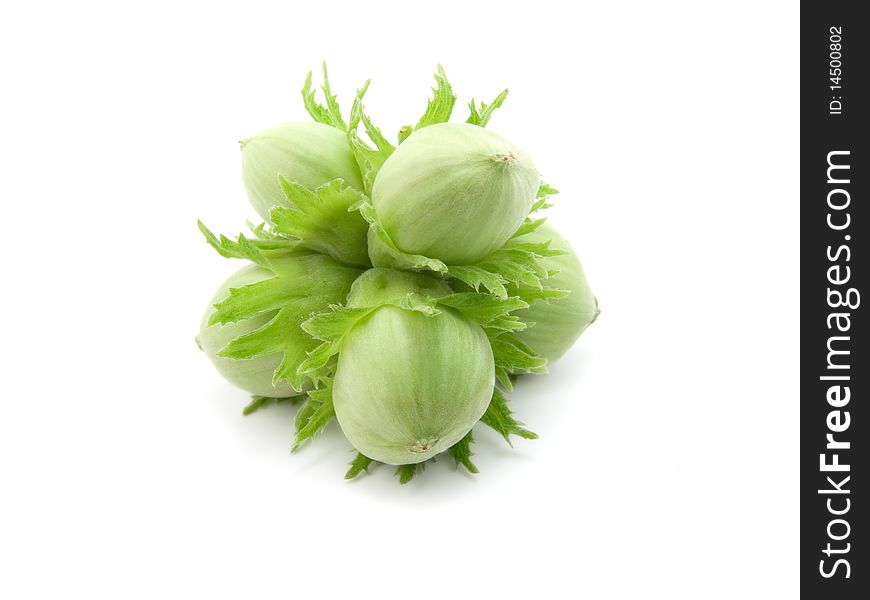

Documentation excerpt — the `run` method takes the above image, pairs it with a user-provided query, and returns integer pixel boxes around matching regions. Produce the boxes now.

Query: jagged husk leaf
[292,378,336,452]
[532,181,559,212]
[270,178,370,267]
[466,88,509,127]
[488,330,548,376]
[480,387,538,445]
[448,430,479,473]
[345,452,375,480]
[298,305,379,384]
[300,285,534,384]
[198,264,310,399]
[359,202,449,272]
[198,221,302,269]
[436,293,528,331]
[200,225,362,391]
[301,62,347,130]
[396,463,421,484]
[511,217,547,239]
[509,284,571,305]
[447,239,565,298]
[242,395,302,416]
[414,65,456,129]
[347,81,395,195]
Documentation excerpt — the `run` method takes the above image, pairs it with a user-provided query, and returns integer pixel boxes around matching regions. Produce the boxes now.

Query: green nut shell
[197,264,300,398]
[371,123,539,265]
[515,223,599,363]
[241,122,363,222]
[332,269,495,465]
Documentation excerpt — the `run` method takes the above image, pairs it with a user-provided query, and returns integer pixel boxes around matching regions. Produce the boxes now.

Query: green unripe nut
[371,123,539,265]
[332,269,494,465]
[197,265,301,398]
[515,223,599,363]
[241,122,363,222]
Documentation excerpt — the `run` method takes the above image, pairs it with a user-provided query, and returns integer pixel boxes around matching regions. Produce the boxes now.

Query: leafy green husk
[242,395,302,416]
[480,388,538,445]
[293,269,543,476]
[301,62,347,130]
[199,224,362,392]
[198,220,301,269]
[292,380,336,452]
[396,463,420,484]
[299,286,534,386]
[270,178,370,267]
[346,81,395,195]
[345,452,375,480]
[466,88,509,127]
[448,431,479,473]
[414,65,456,129]
[199,264,309,399]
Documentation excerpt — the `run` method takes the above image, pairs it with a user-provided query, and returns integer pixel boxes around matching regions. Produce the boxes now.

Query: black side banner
[801,3,868,597]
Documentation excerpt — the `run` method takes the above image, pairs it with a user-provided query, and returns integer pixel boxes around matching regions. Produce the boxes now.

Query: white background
[0,1,799,598]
